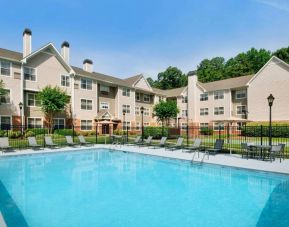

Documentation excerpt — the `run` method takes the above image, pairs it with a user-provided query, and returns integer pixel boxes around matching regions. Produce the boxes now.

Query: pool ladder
[191,150,209,164]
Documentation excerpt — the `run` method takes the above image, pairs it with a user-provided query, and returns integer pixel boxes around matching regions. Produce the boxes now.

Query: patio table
[248,144,271,160]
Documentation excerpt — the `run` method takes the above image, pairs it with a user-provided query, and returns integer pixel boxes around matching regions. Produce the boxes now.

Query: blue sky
[1,0,289,79]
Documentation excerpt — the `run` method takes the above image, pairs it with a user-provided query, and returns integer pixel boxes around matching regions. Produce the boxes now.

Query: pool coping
[1,144,289,175]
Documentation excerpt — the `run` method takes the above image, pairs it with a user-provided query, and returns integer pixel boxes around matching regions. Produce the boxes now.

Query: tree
[0,80,7,104]
[153,100,179,126]
[37,86,70,132]
[146,77,156,87]
[197,57,225,83]
[273,47,289,64]
[155,67,187,89]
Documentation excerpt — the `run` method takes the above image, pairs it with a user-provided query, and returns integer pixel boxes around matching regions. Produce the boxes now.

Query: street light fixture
[18,102,23,133]
[267,94,275,146]
[140,106,144,142]
[122,110,126,141]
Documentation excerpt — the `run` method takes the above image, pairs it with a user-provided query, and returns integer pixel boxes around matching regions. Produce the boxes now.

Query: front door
[102,124,110,134]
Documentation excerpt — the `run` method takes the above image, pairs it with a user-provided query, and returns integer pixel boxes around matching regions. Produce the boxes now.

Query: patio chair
[183,138,202,153]
[78,135,93,146]
[241,143,257,159]
[278,143,286,162]
[139,136,153,147]
[269,145,283,162]
[207,139,224,154]
[127,136,141,146]
[28,137,41,149]
[0,137,13,152]
[166,137,184,151]
[44,136,58,148]
[153,137,167,149]
[65,136,78,146]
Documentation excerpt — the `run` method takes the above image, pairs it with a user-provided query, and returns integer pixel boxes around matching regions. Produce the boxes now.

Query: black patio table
[248,144,271,160]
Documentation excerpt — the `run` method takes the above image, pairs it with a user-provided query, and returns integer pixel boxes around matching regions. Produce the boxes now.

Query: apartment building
[0,29,288,133]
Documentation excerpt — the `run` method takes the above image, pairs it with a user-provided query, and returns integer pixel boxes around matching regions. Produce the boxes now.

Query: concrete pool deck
[0,144,289,175]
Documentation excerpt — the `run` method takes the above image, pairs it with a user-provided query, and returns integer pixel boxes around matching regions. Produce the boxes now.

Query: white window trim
[144,107,150,116]
[0,60,12,77]
[214,122,224,131]
[27,117,43,127]
[81,99,93,110]
[135,106,140,115]
[200,93,208,101]
[80,77,93,90]
[214,90,224,100]
[24,66,37,82]
[100,84,110,93]
[236,105,246,115]
[0,115,12,125]
[26,92,40,107]
[143,94,150,103]
[214,107,224,115]
[100,102,109,110]
[136,92,141,101]
[0,89,11,104]
[200,108,209,116]
[235,90,247,99]
[60,74,70,88]
[80,120,93,131]
[122,104,131,114]
[53,118,66,128]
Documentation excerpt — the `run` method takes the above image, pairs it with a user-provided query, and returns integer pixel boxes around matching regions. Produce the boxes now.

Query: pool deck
[1,144,289,175]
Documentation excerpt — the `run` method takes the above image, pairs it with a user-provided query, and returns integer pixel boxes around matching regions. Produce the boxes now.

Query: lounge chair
[166,137,184,151]
[44,136,58,148]
[139,136,153,147]
[153,137,167,149]
[183,138,202,153]
[28,137,41,149]
[0,137,13,152]
[78,135,93,146]
[268,144,283,162]
[278,143,286,162]
[207,139,224,154]
[65,136,78,146]
[127,136,141,146]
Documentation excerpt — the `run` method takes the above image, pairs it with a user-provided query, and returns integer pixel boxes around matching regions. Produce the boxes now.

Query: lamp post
[18,102,23,134]
[122,110,126,138]
[140,106,144,142]
[267,94,275,146]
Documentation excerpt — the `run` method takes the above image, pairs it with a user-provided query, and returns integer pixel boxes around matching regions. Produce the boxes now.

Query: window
[144,108,150,116]
[53,118,65,129]
[61,75,70,87]
[123,121,131,130]
[122,88,130,97]
[24,67,36,81]
[214,122,224,131]
[214,107,224,115]
[27,118,42,128]
[235,90,246,99]
[135,106,140,115]
[100,102,109,109]
[214,90,224,100]
[200,123,209,128]
[27,93,40,107]
[144,122,149,127]
[100,85,109,94]
[0,90,10,104]
[200,93,208,101]
[237,122,245,130]
[159,96,164,102]
[81,78,92,90]
[81,120,92,130]
[0,116,11,130]
[182,110,188,117]
[136,92,141,101]
[237,105,246,115]
[81,99,92,110]
[200,108,209,116]
[181,123,188,130]
[136,122,140,130]
[143,94,150,102]
[182,96,188,103]
[0,61,11,76]
[122,105,130,114]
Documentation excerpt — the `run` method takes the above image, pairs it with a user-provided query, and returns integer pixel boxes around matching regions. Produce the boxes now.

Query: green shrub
[78,130,96,136]
[25,130,35,138]
[8,131,22,139]
[200,127,213,135]
[25,128,48,136]
[113,129,124,135]
[144,126,168,139]
[0,130,6,137]
[241,123,289,138]
[54,129,76,136]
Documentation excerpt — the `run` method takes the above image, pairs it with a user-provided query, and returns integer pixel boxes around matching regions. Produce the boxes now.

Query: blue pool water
[0,149,289,227]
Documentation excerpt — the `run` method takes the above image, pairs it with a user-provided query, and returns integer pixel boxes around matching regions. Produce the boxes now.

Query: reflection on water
[0,149,288,226]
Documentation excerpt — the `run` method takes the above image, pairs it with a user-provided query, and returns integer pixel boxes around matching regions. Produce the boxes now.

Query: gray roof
[0,48,22,61]
[198,75,254,91]
[152,87,187,97]
[123,74,143,86]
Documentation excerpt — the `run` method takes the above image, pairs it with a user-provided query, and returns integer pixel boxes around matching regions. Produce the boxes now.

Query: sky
[1,0,289,79]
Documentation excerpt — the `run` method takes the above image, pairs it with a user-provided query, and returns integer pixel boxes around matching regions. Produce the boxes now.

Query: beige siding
[248,59,289,121]
[134,77,151,90]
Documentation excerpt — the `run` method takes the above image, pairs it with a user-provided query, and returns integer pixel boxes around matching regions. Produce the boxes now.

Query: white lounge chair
[78,135,93,146]
[28,137,41,149]
[153,137,167,149]
[139,136,153,146]
[127,136,141,146]
[0,137,13,152]
[44,136,58,148]
[65,136,78,146]
[166,137,184,151]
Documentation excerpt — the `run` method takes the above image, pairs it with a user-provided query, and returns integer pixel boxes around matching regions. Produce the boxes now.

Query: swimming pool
[0,148,288,227]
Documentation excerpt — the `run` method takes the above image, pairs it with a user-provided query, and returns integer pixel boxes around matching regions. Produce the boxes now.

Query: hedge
[144,127,168,139]
[200,127,213,135]
[241,123,289,137]
[54,129,76,136]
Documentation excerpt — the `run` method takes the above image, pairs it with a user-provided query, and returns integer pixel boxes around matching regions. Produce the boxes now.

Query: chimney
[61,41,70,64]
[23,28,32,57]
[83,59,93,72]
[187,70,198,122]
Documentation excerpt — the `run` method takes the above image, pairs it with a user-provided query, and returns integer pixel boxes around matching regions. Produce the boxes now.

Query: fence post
[95,125,98,144]
[244,124,247,142]
[186,125,189,147]
[218,126,221,140]
[72,125,75,142]
[126,126,128,144]
[260,125,263,145]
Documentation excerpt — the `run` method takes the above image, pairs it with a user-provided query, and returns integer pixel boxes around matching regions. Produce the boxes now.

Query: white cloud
[255,0,289,12]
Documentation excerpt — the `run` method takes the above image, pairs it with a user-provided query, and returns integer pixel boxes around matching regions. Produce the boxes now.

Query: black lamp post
[267,94,275,146]
[18,102,23,133]
[122,110,126,133]
[177,117,182,130]
[140,106,144,142]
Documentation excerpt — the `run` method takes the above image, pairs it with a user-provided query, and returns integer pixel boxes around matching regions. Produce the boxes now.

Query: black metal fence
[0,125,289,157]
